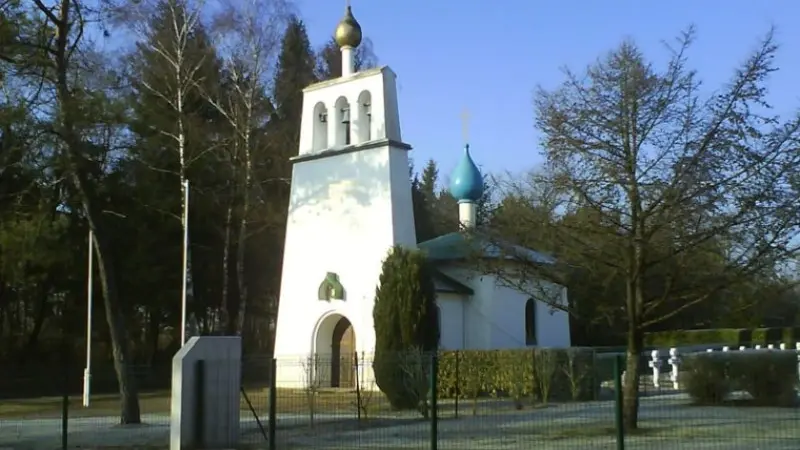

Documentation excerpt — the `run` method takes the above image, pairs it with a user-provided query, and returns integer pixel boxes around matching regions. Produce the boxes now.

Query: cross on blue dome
[449,144,484,203]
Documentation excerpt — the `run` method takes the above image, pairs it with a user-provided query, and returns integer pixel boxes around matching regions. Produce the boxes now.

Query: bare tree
[300,354,320,427]
[482,28,800,428]
[121,0,212,334]
[202,0,288,335]
[27,0,142,423]
[397,347,432,418]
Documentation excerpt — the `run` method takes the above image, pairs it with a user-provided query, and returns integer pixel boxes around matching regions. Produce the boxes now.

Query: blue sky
[297,0,800,185]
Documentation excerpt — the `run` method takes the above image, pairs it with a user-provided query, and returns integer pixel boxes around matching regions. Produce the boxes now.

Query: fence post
[454,350,459,419]
[268,358,277,450]
[61,362,69,450]
[614,354,625,450]
[354,352,362,422]
[194,359,206,448]
[430,352,439,450]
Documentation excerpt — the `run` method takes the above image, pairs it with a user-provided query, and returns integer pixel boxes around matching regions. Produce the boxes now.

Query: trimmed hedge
[644,327,800,348]
[435,348,599,411]
[644,329,747,347]
[682,350,798,406]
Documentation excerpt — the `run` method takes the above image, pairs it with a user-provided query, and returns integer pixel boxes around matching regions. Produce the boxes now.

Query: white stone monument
[170,336,242,450]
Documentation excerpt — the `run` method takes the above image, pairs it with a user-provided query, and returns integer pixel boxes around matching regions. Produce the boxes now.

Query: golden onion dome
[334,6,362,49]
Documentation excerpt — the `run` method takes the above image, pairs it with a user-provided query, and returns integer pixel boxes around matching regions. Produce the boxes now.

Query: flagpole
[82,228,94,407]
[180,180,190,344]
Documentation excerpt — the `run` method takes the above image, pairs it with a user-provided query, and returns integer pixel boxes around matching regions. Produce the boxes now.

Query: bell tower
[272,3,416,388]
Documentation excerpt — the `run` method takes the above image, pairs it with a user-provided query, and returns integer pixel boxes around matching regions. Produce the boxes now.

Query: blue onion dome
[449,144,484,203]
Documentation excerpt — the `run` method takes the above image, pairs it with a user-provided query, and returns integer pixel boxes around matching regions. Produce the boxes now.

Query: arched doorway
[314,313,357,388]
[330,317,355,388]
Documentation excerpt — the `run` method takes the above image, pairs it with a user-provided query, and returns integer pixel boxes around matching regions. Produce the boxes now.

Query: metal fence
[1,348,799,449]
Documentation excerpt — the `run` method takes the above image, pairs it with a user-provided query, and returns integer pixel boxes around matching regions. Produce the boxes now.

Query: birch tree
[202,0,288,334]
[125,0,217,334]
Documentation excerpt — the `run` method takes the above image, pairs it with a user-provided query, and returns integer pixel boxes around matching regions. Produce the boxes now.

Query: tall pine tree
[410,161,436,243]
[315,37,378,81]
[258,16,319,350]
[272,16,317,128]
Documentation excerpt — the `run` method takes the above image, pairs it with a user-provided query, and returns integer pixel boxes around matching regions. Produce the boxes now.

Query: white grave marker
[648,350,661,388]
[668,348,680,390]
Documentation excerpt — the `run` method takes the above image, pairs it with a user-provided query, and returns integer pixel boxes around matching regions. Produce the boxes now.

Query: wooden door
[331,317,356,388]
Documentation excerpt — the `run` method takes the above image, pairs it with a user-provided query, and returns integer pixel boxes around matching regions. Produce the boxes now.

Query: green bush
[781,327,800,347]
[372,246,438,410]
[645,328,800,349]
[682,351,798,406]
[729,351,797,406]
[750,328,768,346]
[550,348,598,401]
[682,353,732,404]
[593,352,625,383]
[739,328,753,346]
[644,329,746,347]
[436,348,598,411]
[765,327,783,345]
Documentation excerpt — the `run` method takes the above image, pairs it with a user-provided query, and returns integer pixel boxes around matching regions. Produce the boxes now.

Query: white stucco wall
[533,281,571,348]
[436,266,489,350]
[437,293,466,350]
[299,67,401,155]
[435,264,572,351]
[490,283,528,348]
[490,280,571,349]
[273,63,414,389]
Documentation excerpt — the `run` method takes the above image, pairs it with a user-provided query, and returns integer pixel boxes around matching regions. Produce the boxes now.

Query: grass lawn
[0,387,395,419]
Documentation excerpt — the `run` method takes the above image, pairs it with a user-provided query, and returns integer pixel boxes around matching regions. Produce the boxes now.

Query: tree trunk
[623,232,646,430]
[21,289,49,360]
[622,321,643,430]
[189,245,207,333]
[221,203,233,331]
[234,190,249,336]
[235,126,253,337]
[46,0,141,424]
[146,309,162,366]
[87,199,142,424]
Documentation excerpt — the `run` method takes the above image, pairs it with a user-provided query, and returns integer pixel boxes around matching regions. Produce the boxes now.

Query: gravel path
[3,394,800,450]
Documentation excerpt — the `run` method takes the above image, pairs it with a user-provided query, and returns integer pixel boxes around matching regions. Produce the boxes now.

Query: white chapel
[272,5,571,389]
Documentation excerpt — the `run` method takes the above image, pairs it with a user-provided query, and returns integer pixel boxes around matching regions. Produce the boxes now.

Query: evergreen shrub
[372,246,438,410]
[682,351,797,406]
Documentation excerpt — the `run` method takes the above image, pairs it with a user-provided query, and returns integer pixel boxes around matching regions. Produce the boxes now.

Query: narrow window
[525,298,536,345]
[437,305,442,345]
[312,102,328,151]
[357,90,372,143]
[334,96,351,146]
[341,106,351,145]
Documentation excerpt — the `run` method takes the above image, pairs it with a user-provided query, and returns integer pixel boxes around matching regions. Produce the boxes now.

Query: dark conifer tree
[315,37,378,81]
[126,0,229,334]
[372,245,438,409]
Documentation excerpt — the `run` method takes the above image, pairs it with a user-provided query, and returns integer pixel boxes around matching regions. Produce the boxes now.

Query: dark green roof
[418,232,476,261]
[418,232,555,264]
[432,268,474,295]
